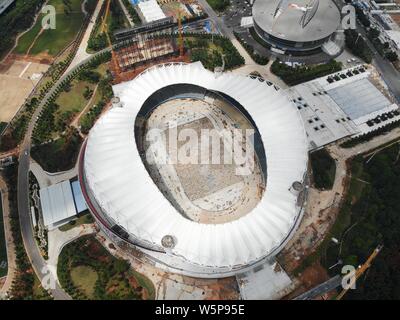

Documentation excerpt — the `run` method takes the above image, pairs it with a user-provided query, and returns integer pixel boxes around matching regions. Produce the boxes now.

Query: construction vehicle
[336,244,383,300]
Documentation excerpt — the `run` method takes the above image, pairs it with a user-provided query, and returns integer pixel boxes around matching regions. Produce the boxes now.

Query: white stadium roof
[83,62,308,270]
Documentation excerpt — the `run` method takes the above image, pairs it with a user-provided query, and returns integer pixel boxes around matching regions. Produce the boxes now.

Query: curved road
[17,43,110,300]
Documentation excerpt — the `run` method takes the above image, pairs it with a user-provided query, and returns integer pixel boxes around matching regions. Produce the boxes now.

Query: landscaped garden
[185,34,244,70]
[31,53,112,172]
[31,128,82,173]
[57,235,155,300]
[2,163,52,299]
[14,0,95,57]
[0,0,45,59]
[271,59,342,86]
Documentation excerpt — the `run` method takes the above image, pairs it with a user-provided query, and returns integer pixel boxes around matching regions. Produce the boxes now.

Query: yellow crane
[336,244,383,300]
[101,0,121,77]
[101,0,111,33]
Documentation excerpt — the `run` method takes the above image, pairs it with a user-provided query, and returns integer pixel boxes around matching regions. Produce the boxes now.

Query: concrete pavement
[30,160,79,189]
[47,224,95,285]
[294,275,342,300]
[231,59,288,89]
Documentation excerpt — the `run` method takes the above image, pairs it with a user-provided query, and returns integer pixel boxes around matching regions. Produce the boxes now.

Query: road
[196,0,234,39]
[16,47,110,299]
[17,102,71,299]
[357,25,400,103]
[294,275,342,300]
[14,1,104,300]
[196,0,258,63]
[334,0,400,102]
[66,0,104,73]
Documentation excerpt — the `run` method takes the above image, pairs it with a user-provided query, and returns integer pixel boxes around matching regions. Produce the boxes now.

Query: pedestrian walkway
[66,0,105,73]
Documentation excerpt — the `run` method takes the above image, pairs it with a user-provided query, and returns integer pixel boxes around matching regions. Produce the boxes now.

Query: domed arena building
[79,62,309,278]
[252,0,342,56]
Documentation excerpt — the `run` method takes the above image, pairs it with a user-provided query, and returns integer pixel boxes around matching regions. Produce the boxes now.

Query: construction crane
[101,0,111,33]
[101,0,121,78]
[336,244,383,300]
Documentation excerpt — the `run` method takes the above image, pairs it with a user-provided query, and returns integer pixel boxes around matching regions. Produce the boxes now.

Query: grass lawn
[55,63,107,125]
[0,192,7,278]
[130,270,155,300]
[71,265,98,299]
[14,0,85,57]
[78,85,103,125]
[55,80,95,119]
[32,274,53,299]
[58,236,155,300]
[59,212,94,232]
[13,12,45,55]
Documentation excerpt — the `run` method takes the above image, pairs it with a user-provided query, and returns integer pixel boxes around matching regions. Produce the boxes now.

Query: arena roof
[285,65,400,149]
[328,78,392,119]
[40,181,77,229]
[252,0,341,43]
[82,62,308,269]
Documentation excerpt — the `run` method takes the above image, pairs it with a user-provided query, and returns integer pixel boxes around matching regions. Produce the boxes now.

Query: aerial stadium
[252,0,342,55]
[79,62,309,277]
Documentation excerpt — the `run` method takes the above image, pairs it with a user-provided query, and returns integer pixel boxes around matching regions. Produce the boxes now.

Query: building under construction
[112,17,184,75]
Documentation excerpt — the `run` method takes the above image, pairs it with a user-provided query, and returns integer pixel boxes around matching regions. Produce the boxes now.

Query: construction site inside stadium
[135,86,266,224]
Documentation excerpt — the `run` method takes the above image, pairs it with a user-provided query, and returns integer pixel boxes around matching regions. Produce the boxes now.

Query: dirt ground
[0,58,49,122]
[284,262,336,300]
[96,232,240,300]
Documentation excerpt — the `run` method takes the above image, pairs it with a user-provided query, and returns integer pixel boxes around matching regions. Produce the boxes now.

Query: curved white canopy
[83,62,308,268]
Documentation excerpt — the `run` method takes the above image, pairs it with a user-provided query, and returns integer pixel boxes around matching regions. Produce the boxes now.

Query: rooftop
[252,0,341,42]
